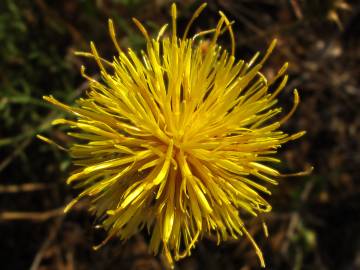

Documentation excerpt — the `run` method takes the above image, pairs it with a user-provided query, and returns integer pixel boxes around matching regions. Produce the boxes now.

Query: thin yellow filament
[243,228,265,267]
[171,3,177,42]
[108,18,122,54]
[262,221,269,238]
[278,166,314,177]
[182,3,208,40]
[36,135,67,151]
[211,17,225,48]
[157,24,169,42]
[219,11,235,56]
[279,89,300,125]
[192,21,235,41]
[175,230,200,260]
[259,39,277,66]
[79,65,100,84]
[132,17,150,42]
[90,41,106,73]
[74,51,113,67]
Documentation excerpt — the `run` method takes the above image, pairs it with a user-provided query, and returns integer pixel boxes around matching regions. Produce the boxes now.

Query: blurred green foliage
[1,0,74,143]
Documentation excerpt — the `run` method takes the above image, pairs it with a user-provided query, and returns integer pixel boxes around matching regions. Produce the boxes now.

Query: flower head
[41,3,307,268]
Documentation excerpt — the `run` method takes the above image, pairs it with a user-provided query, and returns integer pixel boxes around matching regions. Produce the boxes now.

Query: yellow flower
[41,3,308,268]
